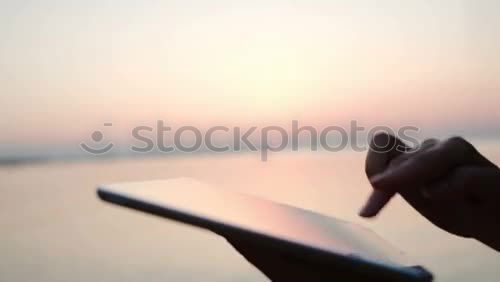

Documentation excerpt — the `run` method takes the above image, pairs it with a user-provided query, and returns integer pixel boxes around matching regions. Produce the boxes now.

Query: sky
[0,0,499,148]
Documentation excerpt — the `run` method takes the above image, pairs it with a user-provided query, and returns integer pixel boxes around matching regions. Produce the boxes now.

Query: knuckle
[445,136,471,149]
[421,138,438,148]
[370,132,396,152]
[443,136,476,156]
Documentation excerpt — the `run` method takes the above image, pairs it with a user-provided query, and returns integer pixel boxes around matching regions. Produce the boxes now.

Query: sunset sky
[1,0,499,146]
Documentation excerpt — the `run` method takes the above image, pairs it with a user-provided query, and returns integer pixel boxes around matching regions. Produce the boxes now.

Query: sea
[1,140,500,281]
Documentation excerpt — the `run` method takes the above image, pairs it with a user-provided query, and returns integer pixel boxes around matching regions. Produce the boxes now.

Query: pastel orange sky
[1,1,499,144]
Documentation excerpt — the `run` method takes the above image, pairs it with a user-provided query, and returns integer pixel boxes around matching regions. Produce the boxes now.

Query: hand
[360,133,500,251]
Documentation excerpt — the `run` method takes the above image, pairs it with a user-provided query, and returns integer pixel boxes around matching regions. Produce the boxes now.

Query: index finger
[360,133,408,217]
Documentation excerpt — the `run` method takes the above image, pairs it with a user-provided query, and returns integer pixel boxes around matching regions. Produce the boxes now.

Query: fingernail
[358,190,393,218]
[359,203,377,217]
[358,197,379,217]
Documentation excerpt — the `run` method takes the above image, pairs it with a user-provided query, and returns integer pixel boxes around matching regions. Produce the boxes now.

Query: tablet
[97,178,433,281]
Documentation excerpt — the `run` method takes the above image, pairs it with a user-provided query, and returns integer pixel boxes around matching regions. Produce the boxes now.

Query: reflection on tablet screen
[105,178,414,267]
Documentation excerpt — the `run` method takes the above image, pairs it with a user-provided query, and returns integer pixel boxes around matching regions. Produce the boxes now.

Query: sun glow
[1,1,499,144]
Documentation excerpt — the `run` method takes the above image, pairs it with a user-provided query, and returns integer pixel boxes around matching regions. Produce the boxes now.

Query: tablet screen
[99,178,414,268]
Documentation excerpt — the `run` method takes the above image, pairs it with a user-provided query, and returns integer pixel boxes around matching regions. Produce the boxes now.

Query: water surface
[2,142,500,281]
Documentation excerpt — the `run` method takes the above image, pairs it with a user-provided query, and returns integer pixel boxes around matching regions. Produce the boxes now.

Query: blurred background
[1,1,499,281]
